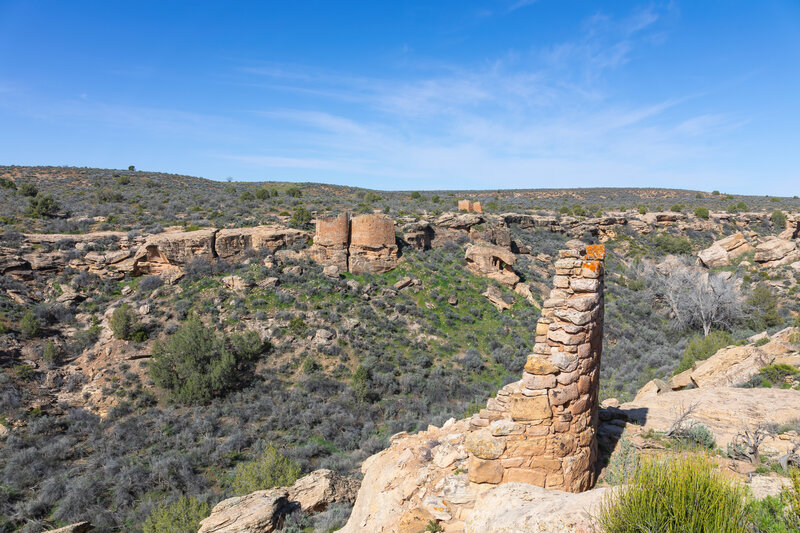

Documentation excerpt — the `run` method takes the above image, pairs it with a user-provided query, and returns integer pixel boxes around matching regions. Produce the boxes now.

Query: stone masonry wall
[310,213,399,274]
[348,214,399,274]
[465,244,605,493]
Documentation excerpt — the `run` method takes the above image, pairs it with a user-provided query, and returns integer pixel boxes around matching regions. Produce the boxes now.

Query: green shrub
[653,233,692,255]
[18,182,38,197]
[598,454,750,533]
[670,204,684,213]
[604,431,638,485]
[559,206,571,215]
[43,340,60,365]
[688,423,716,449]
[431,195,440,203]
[772,209,787,229]
[20,310,41,338]
[116,175,131,185]
[784,468,800,529]
[747,284,782,330]
[694,206,710,220]
[289,317,307,335]
[232,443,301,495]
[255,187,271,200]
[752,364,799,387]
[285,186,302,197]
[638,205,647,215]
[712,190,720,195]
[149,315,264,404]
[142,496,210,533]
[673,331,732,375]
[26,194,60,217]
[111,304,146,341]
[410,191,421,200]
[290,206,312,227]
[240,191,255,202]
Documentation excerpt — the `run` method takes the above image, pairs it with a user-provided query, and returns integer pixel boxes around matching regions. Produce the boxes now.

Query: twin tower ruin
[466,244,605,493]
[310,213,399,275]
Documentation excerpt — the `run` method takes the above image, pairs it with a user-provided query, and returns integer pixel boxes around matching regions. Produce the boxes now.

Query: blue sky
[1,1,799,194]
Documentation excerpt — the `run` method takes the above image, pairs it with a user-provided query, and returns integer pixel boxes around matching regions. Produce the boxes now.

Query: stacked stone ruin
[458,199,482,213]
[310,212,399,274]
[465,243,605,493]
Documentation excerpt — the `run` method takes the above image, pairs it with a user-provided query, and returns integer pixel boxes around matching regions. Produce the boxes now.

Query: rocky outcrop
[697,233,752,268]
[401,220,433,250]
[465,243,519,287]
[132,226,309,275]
[635,328,800,397]
[198,470,359,533]
[310,213,399,274]
[132,229,216,275]
[754,237,799,268]
[214,226,307,260]
[198,489,291,533]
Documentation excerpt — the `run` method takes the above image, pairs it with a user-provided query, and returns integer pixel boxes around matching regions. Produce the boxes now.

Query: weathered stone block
[504,468,546,486]
[522,372,556,390]
[468,456,503,484]
[549,383,579,406]
[570,278,599,292]
[465,429,506,459]
[509,393,551,421]
[524,355,559,375]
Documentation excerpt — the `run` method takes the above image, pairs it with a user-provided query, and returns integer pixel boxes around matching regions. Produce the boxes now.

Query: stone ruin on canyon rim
[464,243,605,492]
[309,212,399,275]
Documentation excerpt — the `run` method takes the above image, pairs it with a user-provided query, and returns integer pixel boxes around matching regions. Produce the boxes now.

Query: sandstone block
[549,383,579,406]
[522,372,556,390]
[465,429,506,459]
[570,278,599,292]
[524,355,559,375]
[468,456,503,484]
[551,351,579,372]
[509,393,551,421]
[548,329,584,345]
[504,468,546,486]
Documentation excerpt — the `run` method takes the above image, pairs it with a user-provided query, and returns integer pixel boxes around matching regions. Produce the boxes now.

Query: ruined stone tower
[466,243,605,493]
[310,212,399,274]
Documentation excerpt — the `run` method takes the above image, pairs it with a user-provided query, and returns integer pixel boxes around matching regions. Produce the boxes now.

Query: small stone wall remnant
[466,244,605,493]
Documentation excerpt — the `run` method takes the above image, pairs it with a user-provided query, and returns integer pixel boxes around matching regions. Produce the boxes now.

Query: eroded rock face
[215,226,308,260]
[754,237,799,267]
[132,229,216,275]
[198,489,291,533]
[198,470,360,533]
[465,243,519,287]
[698,233,752,268]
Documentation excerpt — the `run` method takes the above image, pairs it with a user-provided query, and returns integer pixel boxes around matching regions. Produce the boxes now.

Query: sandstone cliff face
[132,226,309,275]
[464,243,519,287]
[697,232,752,268]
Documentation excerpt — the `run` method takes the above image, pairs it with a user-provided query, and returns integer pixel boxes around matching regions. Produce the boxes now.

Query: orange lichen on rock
[585,244,605,260]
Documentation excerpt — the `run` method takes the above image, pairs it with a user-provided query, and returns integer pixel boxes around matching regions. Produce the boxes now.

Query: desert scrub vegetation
[598,454,751,533]
[149,315,265,404]
[231,443,302,495]
[142,496,210,533]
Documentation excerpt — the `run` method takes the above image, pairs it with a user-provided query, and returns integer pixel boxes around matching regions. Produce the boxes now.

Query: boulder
[689,345,773,388]
[754,237,799,267]
[465,243,519,287]
[483,285,512,311]
[197,489,291,533]
[286,469,360,512]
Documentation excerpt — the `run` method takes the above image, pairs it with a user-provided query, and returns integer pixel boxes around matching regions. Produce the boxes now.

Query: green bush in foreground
[673,330,732,375]
[150,315,264,404]
[598,454,750,533]
[142,496,210,533]
[232,443,302,495]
